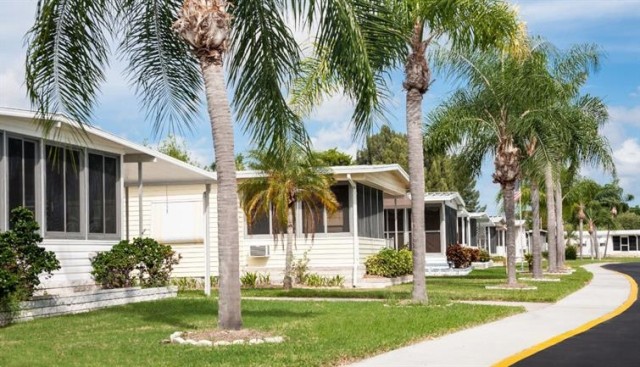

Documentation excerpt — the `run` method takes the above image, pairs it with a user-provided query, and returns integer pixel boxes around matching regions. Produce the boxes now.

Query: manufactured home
[1,109,419,291]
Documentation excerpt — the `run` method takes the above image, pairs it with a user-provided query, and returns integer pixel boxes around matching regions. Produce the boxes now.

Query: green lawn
[194,265,594,303]
[0,298,520,367]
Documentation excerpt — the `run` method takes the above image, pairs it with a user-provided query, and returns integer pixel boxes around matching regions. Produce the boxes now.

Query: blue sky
[1,0,640,214]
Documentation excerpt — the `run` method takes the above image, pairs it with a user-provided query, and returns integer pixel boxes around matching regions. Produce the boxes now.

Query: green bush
[134,238,180,287]
[446,244,474,269]
[91,238,180,289]
[542,251,549,259]
[365,248,413,278]
[0,207,60,310]
[478,249,491,262]
[292,251,310,284]
[565,245,577,260]
[491,256,505,262]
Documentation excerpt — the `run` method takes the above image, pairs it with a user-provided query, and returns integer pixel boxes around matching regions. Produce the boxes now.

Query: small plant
[365,248,413,277]
[0,207,60,312]
[524,253,534,272]
[478,250,491,262]
[491,256,505,262]
[542,251,549,259]
[565,245,577,260]
[240,272,258,288]
[257,273,271,287]
[292,250,310,284]
[304,273,325,287]
[300,274,344,287]
[210,276,219,287]
[446,244,473,269]
[171,277,199,291]
[91,237,180,289]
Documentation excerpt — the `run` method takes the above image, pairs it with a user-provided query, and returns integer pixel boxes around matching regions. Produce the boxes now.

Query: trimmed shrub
[542,251,549,260]
[0,207,60,310]
[91,241,140,289]
[446,244,474,268]
[491,256,505,262]
[365,248,413,278]
[565,245,577,260]
[91,238,180,289]
[134,238,180,287]
[478,249,491,262]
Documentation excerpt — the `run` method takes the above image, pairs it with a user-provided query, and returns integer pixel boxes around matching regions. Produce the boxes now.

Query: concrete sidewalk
[347,264,632,367]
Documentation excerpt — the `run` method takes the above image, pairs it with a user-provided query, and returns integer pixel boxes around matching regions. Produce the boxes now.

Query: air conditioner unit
[249,244,270,257]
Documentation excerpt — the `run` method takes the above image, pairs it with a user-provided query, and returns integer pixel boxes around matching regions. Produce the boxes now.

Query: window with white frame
[88,153,119,235]
[7,137,37,223]
[45,146,81,233]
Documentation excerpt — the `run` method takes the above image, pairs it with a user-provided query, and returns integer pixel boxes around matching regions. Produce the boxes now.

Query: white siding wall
[125,184,219,278]
[359,237,387,264]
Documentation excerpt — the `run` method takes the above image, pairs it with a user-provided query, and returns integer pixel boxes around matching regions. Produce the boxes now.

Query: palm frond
[26,0,112,132]
[117,0,202,136]
[228,0,306,153]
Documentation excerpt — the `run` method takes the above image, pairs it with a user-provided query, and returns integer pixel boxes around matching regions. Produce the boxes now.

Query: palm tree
[292,1,523,301]
[238,147,338,290]
[425,43,559,286]
[26,0,399,329]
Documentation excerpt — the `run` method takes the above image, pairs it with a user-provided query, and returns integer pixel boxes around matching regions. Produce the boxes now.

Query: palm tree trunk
[604,226,611,259]
[283,205,294,290]
[555,182,565,270]
[544,163,557,272]
[578,218,584,260]
[202,61,242,330]
[531,181,543,279]
[404,20,430,303]
[503,183,518,285]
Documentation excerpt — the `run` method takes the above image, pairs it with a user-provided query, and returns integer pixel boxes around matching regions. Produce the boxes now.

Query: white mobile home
[0,109,415,291]
[0,108,218,294]
[239,165,410,286]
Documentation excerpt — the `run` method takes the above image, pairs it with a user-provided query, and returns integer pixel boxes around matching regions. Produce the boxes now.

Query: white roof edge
[238,164,410,183]
[0,108,217,182]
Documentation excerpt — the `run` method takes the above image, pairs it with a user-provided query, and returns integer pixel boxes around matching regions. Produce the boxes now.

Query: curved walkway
[347,263,634,367]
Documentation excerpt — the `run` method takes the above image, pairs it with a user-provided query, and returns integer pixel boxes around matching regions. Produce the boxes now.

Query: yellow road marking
[493,272,638,367]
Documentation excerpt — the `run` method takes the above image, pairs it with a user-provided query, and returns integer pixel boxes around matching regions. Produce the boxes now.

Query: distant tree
[356,126,408,171]
[424,155,455,192]
[457,175,486,213]
[614,212,640,230]
[312,148,353,166]
[210,154,246,171]
[157,134,198,166]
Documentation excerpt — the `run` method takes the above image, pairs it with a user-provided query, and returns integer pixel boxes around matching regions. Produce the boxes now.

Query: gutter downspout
[347,174,359,288]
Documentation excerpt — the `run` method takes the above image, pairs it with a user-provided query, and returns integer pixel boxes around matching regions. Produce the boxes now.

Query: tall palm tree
[238,147,338,290]
[26,0,399,329]
[425,43,558,286]
[291,0,523,301]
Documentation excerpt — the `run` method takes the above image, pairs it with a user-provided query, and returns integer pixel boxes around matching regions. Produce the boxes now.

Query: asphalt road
[514,262,640,367]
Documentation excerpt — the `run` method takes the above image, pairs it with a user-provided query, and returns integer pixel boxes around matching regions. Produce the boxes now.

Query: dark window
[327,185,349,233]
[425,205,440,231]
[247,211,270,235]
[445,206,457,246]
[303,201,325,234]
[631,236,637,251]
[89,153,118,234]
[46,146,81,233]
[613,236,621,251]
[356,183,384,238]
[8,138,37,220]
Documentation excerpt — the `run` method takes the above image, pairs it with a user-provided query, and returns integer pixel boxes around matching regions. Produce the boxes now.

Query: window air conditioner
[249,244,270,257]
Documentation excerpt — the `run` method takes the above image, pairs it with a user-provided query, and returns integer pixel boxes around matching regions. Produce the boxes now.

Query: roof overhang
[0,108,217,186]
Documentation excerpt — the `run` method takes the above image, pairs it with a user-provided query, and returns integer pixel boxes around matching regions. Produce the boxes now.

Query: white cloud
[629,86,640,98]
[309,119,359,157]
[308,93,354,124]
[0,65,28,109]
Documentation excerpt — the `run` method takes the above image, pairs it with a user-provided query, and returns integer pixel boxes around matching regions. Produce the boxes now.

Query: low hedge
[365,248,413,278]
